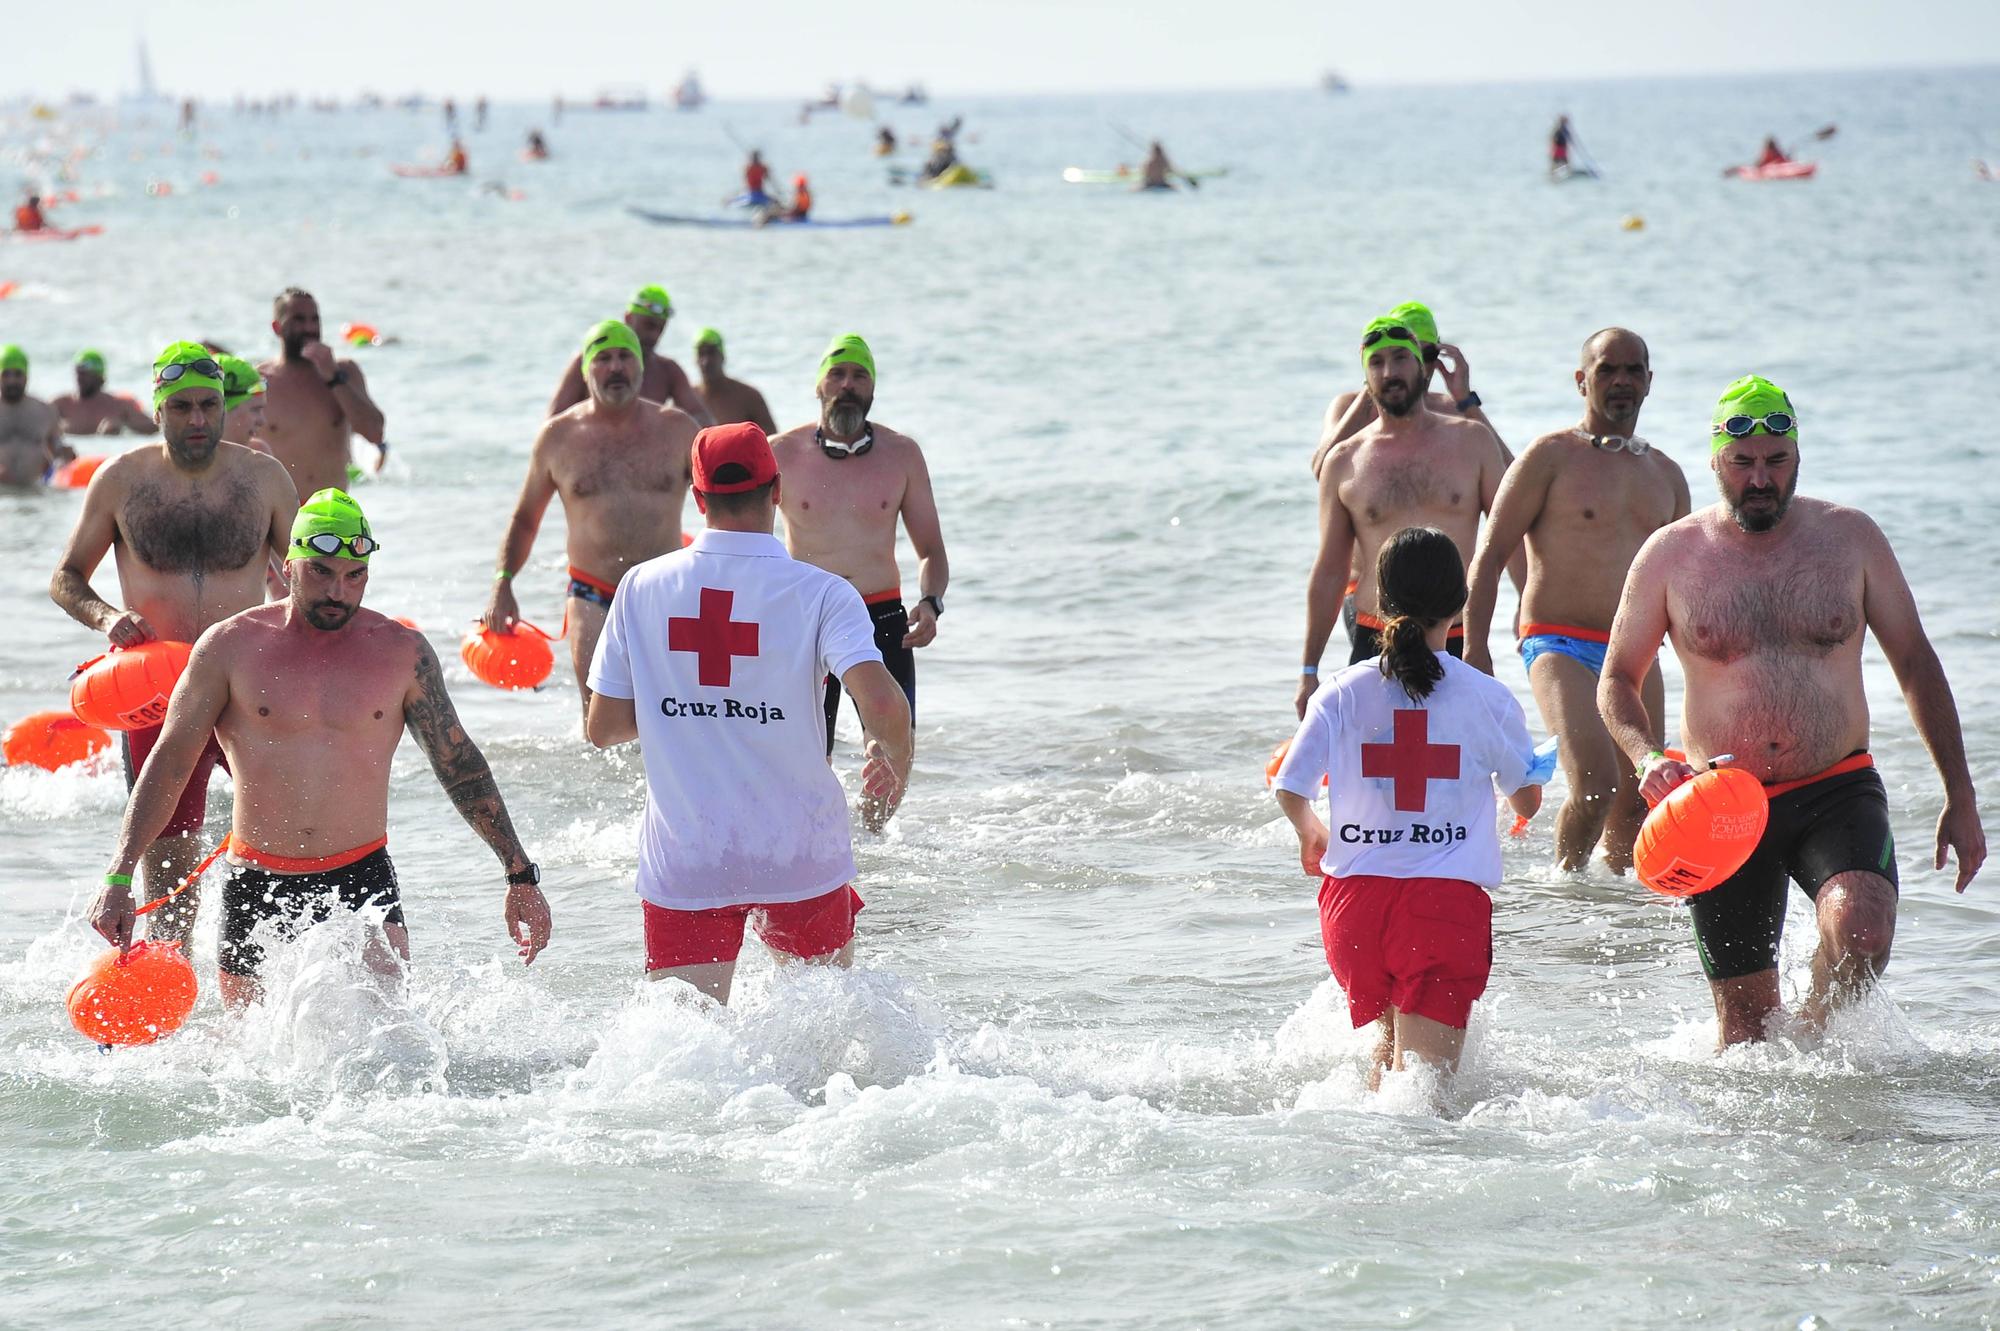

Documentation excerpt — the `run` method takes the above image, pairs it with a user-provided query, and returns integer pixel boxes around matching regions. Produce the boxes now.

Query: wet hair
[695,465,776,516]
[1375,526,1467,702]
[273,286,314,318]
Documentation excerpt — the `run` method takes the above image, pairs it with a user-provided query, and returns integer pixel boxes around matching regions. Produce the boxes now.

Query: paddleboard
[1061,166,1228,184]
[1726,160,1818,181]
[889,165,993,189]
[626,207,911,230]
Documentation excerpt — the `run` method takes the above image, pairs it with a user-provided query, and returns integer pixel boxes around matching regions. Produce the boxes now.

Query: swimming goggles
[1712,412,1796,440]
[296,532,381,558]
[1360,326,1417,348]
[631,299,670,317]
[155,358,223,385]
[1592,434,1651,455]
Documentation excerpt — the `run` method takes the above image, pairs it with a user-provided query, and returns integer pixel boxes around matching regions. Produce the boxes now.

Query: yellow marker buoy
[1621,214,1646,231]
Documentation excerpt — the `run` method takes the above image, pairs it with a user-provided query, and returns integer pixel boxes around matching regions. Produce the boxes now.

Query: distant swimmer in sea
[693,328,777,433]
[1274,526,1545,1099]
[13,194,45,232]
[771,335,948,772]
[1462,328,1690,873]
[1599,376,1985,1048]
[53,349,158,437]
[486,320,697,721]
[584,423,912,1002]
[1755,136,1791,169]
[0,345,75,486]
[89,489,551,1005]
[546,284,715,425]
[259,287,388,499]
[1138,140,1181,190]
[1298,317,1516,716]
[53,343,297,945]
[742,150,773,206]
[525,129,550,160]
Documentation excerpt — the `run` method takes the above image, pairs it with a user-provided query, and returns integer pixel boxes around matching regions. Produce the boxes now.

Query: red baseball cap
[691,422,779,494]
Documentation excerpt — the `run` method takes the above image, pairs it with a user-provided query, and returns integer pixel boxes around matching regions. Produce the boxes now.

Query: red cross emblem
[668,587,759,687]
[1360,709,1460,812]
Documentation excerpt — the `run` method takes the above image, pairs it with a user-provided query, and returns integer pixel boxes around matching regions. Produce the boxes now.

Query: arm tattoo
[405,645,526,868]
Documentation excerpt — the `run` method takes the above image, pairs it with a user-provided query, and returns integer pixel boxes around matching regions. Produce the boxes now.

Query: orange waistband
[567,566,619,599]
[1344,578,1360,595]
[1519,622,1611,644]
[863,586,903,607]
[228,834,389,875]
[1763,752,1873,799]
[1355,612,1463,638]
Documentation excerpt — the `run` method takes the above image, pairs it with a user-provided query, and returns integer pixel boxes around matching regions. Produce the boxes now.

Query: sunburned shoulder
[769,423,819,456]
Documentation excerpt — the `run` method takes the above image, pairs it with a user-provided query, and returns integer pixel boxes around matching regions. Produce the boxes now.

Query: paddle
[1110,121,1198,190]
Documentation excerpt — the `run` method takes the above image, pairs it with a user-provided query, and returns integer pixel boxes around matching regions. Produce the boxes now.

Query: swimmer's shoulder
[651,402,699,442]
[870,422,924,459]
[768,422,817,460]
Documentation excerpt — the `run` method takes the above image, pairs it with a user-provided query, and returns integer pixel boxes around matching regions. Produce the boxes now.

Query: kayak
[391,164,466,178]
[5,225,103,242]
[1727,160,1817,181]
[1072,164,1224,182]
[626,207,912,230]
[927,164,991,189]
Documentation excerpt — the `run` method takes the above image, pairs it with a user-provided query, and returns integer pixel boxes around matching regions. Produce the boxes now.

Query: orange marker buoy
[1264,738,1327,790]
[3,709,112,770]
[49,454,106,489]
[67,941,198,1046]
[1634,766,1770,897]
[0,280,17,300]
[341,322,380,347]
[461,623,554,690]
[69,640,193,731]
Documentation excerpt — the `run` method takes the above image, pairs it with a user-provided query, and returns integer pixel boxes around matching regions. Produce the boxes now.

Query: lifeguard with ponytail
[1274,526,1550,1098]
[88,488,551,1009]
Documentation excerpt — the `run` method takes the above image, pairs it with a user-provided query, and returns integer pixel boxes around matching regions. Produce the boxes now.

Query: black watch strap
[506,862,540,886]
[1456,390,1481,412]
[920,594,944,617]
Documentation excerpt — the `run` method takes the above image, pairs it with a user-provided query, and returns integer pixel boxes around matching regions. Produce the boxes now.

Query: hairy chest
[1673,559,1862,662]
[1344,454,1475,527]
[122,478,264,574]
[554,434,687,500]
[786,454,905,518]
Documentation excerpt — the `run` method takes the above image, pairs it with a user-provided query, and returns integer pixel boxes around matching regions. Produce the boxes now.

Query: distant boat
[1320,70,1349,94]
[127,36,169,105]
[674,72,705,112]
[594,85,649,112]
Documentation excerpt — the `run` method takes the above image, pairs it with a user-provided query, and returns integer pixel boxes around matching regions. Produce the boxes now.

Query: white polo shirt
[587,529,883,910]
[1275,654,1540,886]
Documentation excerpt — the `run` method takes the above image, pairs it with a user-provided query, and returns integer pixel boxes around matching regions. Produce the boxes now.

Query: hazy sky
[7,0,1998,101]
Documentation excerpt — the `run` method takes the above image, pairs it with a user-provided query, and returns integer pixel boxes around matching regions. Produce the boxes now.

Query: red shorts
[1318,874,1492,1030]
[121,724,227,839]
[642,884,863,971]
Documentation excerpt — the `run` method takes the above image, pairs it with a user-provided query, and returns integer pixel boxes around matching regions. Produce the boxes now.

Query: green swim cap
[582,319,643,374]
[694,327,724,352]
[287,487,376,563]
[75,348,106,374]
[151,340,224,409]
[629,284,672,318]
[1360,315,1424,369]
[1711,374,1798,452]
[217,355,265,411]
[818,332,875,382]
[1388,301,1439,347]
[0,345,27,373]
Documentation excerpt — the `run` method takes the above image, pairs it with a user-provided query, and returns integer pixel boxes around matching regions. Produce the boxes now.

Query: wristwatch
[920,594,944,618]
[1456,390,1482,412]
[325,368,349,388]
[506,862,541,886]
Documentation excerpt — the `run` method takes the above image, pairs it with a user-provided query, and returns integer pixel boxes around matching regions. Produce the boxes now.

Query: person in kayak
[14,195,46,233]
[445,140,469,175]
[1756,136,1791,168]
[1139,142,1182,191]
[875,125,896,156]
[784,174,811,221]
[525,130,550,160]
[919,136,959,182]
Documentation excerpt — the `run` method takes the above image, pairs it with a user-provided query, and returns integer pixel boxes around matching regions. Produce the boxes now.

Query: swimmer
[216,355,273,455]
[584,423,912,1002]
[259,287,388,499]
[485,320,697,722]
[525,129,550,160]
[1275,526,1543,1098]
[1599,376,1985,1047]
[53,350,159,437]
[89,488,550,1007]
[771,334,947,778]
[545,284,715,425]
[1463,329,1691,872]
[52,342,298,945]
[0,345,73,486]
[1297,316,1516,716]
[1311,301,1508,479]
[692,328,777,433]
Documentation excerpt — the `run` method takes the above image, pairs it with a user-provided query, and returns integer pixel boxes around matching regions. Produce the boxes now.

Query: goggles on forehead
[1360,326,1417,349]
[1713,412,1796,440]
[296,532,380,558]
[630,299,670,318]
[156,358,223,385]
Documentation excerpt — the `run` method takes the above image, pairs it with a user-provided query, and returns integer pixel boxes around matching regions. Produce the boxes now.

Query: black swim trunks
[823,596,916,754]
[1686,756,1898,981]
[219,847,405,977]
[1348,620,1466,666]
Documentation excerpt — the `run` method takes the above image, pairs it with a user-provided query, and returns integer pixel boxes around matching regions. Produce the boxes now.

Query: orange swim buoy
[69,640,193,731]
[1634,766,1770,897]
[67,941,198,1046]
[50,454,106,489]
[1264,737,1327,789]
[341,322,380,347]
[3,709,112,770]
[461,623,554,690]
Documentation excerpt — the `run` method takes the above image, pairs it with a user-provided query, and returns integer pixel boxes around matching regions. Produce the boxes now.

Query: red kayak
[6,225,104,242]
[390,164,466,179]
[1727,160,1818,181]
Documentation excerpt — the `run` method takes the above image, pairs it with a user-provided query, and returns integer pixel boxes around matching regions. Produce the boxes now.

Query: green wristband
[494,568,513,582]
[104,872,133,887]
[1636,749,1665,777]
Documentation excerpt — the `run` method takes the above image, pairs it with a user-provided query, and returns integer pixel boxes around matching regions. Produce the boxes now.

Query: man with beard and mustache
[51,342,298,946]
[1309,301,1508,480]
[770,334,947,761]
[259,287,388,500]
[0,345,74,486]
[1296,316,1514,718]
[483,320,698,720]
[89,489,552,1007]
[1460,328,1691,874]
[52,350,158,437]
[545,285,716,426]
[1599,376,1984,1048]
